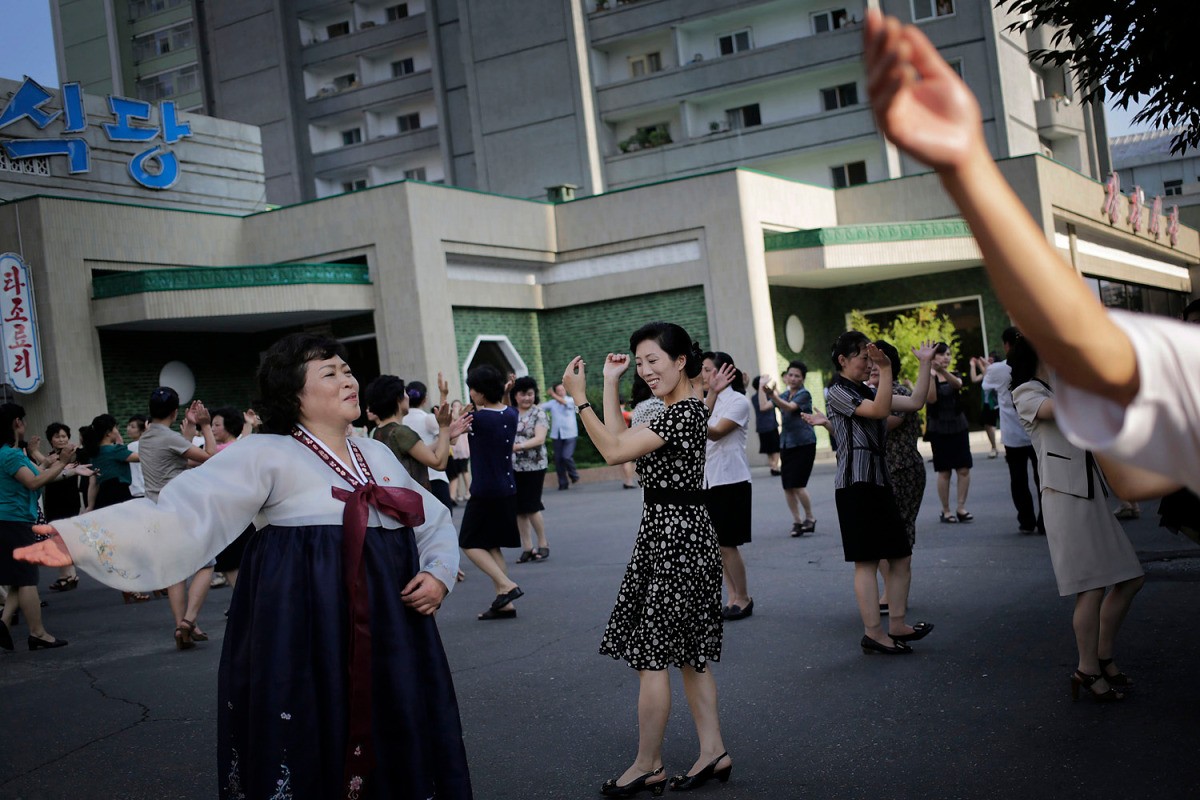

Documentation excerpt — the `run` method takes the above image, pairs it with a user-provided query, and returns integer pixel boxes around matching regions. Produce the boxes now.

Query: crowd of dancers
[3,10,1200,799]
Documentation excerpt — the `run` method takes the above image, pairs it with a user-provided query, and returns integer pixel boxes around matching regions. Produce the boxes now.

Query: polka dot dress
[599,397,723,672]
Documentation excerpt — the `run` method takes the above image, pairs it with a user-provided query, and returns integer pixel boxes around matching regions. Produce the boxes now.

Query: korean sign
[0,253,44,394]
[0,76,192,190]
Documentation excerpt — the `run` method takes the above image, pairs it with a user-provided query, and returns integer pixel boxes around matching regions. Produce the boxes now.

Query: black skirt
[0,519,38,587]
[705,481,752,547]
[458,494,520,549]
[929,431,973,472]
[780,444,817,489]
[834,482,912,562]
[513,469,546,514]
[214,525,256,574]
[757,429,781,455]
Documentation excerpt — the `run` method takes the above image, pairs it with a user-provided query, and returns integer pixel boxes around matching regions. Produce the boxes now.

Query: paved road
[3,453,1197,799]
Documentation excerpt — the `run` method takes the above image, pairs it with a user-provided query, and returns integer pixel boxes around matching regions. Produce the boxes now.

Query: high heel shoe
[601,766,666,797]
[1070,670,1123,702]
[28,635,68,651]
[1098,658,1134,690]
[668,753,732,791]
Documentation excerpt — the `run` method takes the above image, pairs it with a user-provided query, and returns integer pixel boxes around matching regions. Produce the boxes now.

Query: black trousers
[1005,445,1044,532]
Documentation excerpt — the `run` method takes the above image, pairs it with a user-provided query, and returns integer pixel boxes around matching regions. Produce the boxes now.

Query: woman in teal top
[0,403,73,651]
[80,414,139,511]
[79,414,150,604]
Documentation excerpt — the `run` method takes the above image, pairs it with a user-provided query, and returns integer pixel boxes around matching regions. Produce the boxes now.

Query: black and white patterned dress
[599,397,723,672]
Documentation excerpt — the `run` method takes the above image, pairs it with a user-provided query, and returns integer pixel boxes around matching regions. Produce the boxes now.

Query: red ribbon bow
[331,482,425,797]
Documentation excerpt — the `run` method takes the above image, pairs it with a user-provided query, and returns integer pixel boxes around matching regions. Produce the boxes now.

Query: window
[725,104,762,130]
[629,52,663,77]
[326,21,351,38]
[341,128,363,146]
[135,64,200,101]
[811,9,848,34]
[404,167,427,181]
[333,73,358,90]
[821,82,858,111]
[717,30,752,56]
[912,0,955,22]
[128,0,189,19]
[830,161,868,188]
[132,21,194,62]
[397,112,421,132]
[342,178,368,192]
[1164,179,1183,197]
[386,4,409,21]
[392,58,415,78]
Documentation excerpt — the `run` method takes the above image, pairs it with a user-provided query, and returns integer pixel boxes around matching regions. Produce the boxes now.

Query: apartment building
[51,0,1108,205]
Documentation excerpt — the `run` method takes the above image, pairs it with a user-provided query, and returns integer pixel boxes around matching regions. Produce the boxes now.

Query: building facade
[53,0,1109,207]
[1111,127,1200,230]
[1,149,1193,452]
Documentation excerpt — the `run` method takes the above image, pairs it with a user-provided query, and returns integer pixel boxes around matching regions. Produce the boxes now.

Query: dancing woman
[1009,335,1144,702]
[15,333,471,799]
[563,322,731,796]
[809,332,934,655]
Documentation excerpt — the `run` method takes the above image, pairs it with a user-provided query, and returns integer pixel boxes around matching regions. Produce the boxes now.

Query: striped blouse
[825,375,890,490]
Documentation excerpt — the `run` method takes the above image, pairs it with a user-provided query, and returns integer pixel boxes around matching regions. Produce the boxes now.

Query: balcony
[589,0,769,44]
[1026,23,1067,54]
[597,29,862,118]
[1035,96,1085,141]
[301,13,426,66]
[312,125,440,175]
[604,105,878,188]
[307,70,434,120]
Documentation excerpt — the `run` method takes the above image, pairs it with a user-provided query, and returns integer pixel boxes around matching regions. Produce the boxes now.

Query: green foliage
[999,0,1200,154]
[847,302,959,387]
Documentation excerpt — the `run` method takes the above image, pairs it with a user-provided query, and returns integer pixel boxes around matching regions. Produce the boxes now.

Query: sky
[0,0,1156,138]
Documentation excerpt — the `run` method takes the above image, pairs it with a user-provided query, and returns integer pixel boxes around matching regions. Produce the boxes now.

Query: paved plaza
[2,453,1197,799]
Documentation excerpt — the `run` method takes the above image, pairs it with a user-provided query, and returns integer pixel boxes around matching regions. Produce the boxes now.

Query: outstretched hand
[865,9,984,173]
[801,410,829,428]
[562,357,587,404]
[912,339,938,363]
[602,353,630,380]
[16,527,74,567]
[709,363,737,395]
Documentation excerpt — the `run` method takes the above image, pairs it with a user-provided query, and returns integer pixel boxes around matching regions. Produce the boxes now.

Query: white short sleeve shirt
[704,388,752,487]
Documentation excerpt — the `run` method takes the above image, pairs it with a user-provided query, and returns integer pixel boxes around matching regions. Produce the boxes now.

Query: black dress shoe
[0,620,13,651]
[601,766,666,797]
[860,635,912,655]
[724,599,753,621]
[28,636,68,651]
[891,622,934,642]
[668,753,732,791]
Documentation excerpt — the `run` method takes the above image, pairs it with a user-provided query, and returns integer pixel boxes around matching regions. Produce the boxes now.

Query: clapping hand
[865,342,890,368]
[801,410,829,428]
[562,356,588,404]
[503,372,517,397]
[448,412,471,439]
[192,401,211,427]
[760,375,776,396]
[243,408,262,429]
[603,353,630,380]
[436,372,450,406]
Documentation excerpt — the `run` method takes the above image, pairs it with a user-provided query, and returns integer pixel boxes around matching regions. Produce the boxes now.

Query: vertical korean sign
[0,253,44,393]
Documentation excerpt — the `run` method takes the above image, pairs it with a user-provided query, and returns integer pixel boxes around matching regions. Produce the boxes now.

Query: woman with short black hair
[926,342,974,522]
[510,375,551,563]
[15,332,472,798]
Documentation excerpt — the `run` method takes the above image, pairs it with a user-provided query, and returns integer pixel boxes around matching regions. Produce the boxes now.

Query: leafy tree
[848,302,959,388]
[999,0,1200,154]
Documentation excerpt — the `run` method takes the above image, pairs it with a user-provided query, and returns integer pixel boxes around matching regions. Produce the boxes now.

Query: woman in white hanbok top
[16,333,472,800]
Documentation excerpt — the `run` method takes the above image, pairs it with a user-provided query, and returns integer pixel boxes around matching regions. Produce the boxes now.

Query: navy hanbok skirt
[218,524,472,799]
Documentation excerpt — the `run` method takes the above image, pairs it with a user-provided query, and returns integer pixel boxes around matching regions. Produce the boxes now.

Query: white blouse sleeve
[56,438,275,592]
[1055,310,1200,494]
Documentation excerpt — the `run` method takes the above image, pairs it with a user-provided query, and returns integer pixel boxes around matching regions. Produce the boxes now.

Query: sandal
[49,576,79,592]
[1099,657,1134,690]
[799,519,816,534]
[939,512,959,524]
[535,546,549,561]
[180,618,208,642]
[174,622,195,650]
[516,550,537,564]
[478,607,517,621]
[490,586,524,611]
[956,511,974,522]
[122,591,152,604]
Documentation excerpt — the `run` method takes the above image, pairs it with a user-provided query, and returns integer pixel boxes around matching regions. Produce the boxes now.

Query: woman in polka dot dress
[562,321,732,797]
